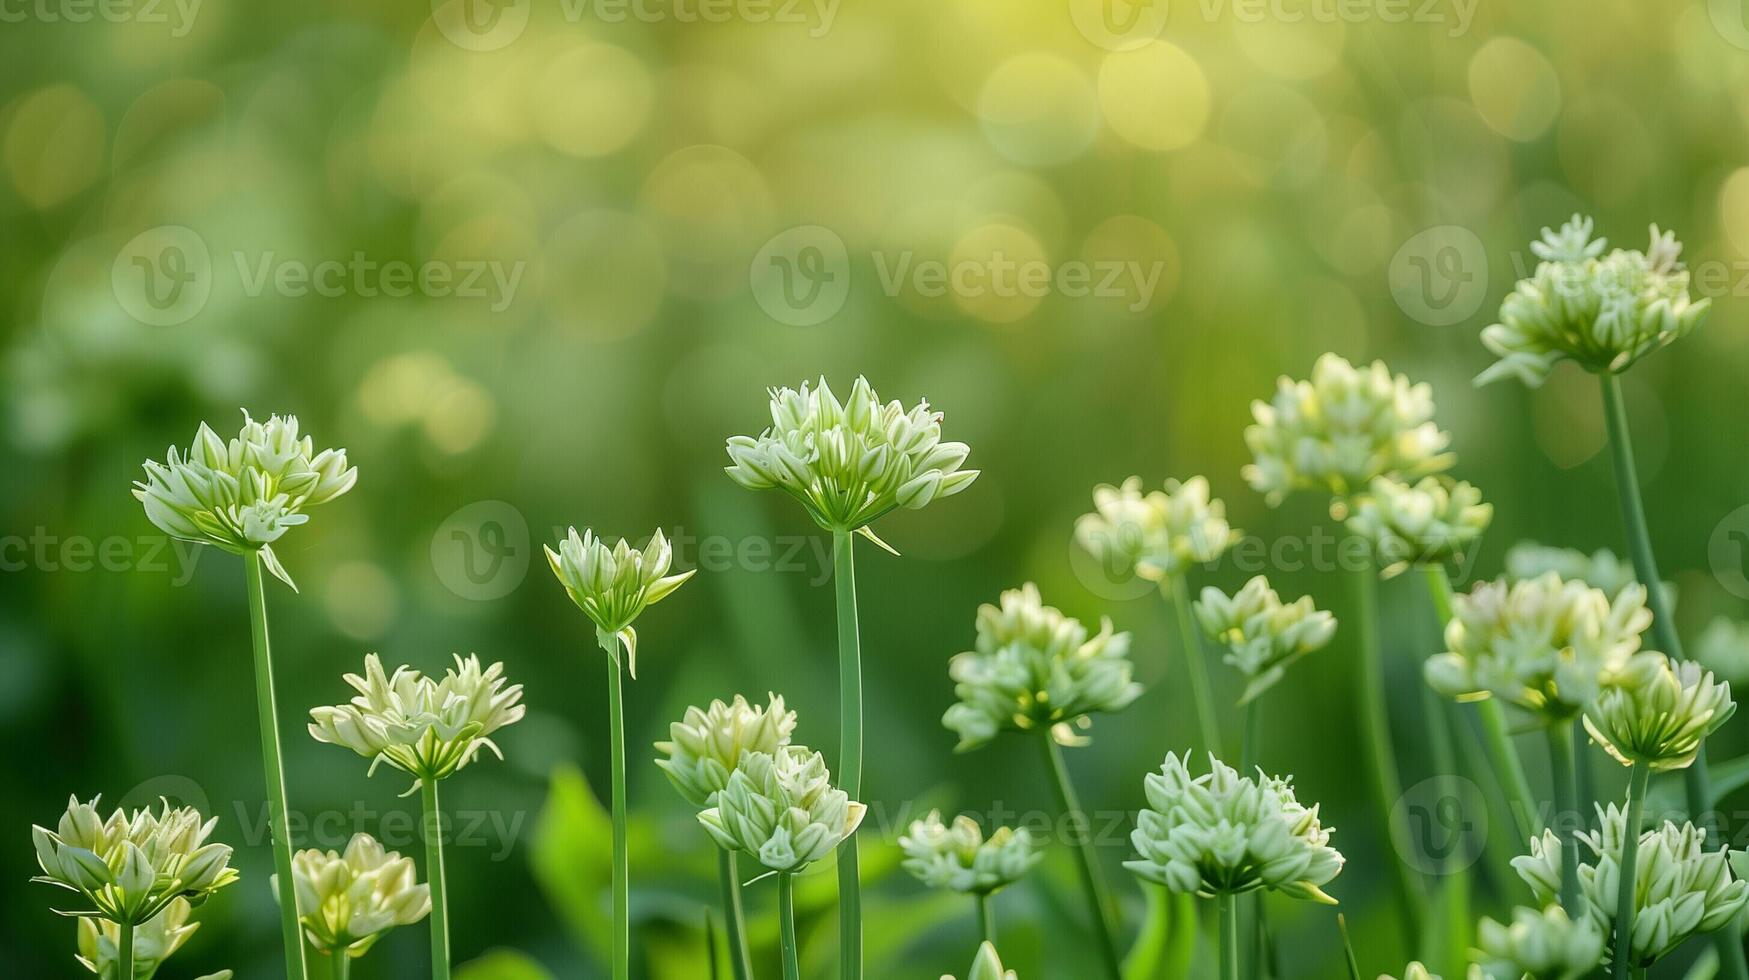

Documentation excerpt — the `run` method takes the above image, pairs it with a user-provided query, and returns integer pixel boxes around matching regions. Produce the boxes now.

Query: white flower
[940,942,1018,980]
[1697,617,1749,687]
[1504,541,1669,605]
[696,747,866,874]
[1195,576,1337,704]
[274,833,430,958]
[898,811,1043,895]
[546,527,695,677]
[1583,652,1734,772]
[942,584,1142,751]
[1346,476,1492,576]
[1075,476,1241,583]
[75,898,204,979]
[1472,905,1604,980]
[31,796,239,926]
[1378,965,1441,980]
[1123,753,1344,904]
[655,693,797,808]
[1479,216,1708,386]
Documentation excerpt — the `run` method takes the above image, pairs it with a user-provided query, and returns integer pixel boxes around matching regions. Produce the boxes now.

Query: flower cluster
[1345,475,1491,576]
[1504,541,1666,603]
[697,747,866,874]
[1123,753,1344,904]
[1425,572,1651,719]
[277,833,430,958]
[133,412,356,587]
[1514,808,1749,968]
[898,811,1043,896]
[655,693,797,808]
[723,376,977,531]
[76,898,230,979]
[546,527,694,676]
[1583,652,1735,772]
[32,797,239,927]
[1242,353,1453,508]
[308,653,525,791]
[941,584,1142,751]
[1478,216,1708,387]
[1074,476,1240,583]
[940,942,1018,980]
[1698,617,1749,687]
[1471,905,1604,980]
[1194,576,1337,704]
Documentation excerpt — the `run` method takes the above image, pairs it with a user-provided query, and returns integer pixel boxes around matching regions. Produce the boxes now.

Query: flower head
[1345,476,1491,577]
[308,653,525,791]
[941,584,1142,751]
[1505,541,1669,604]
[696,747,866,874]
[1379,965,1440,980]
[1075,476,1241,584]
[723,376,977,532]
[898,811,1043,895]
[1472,905,1605,980]
[1195,576,1336,705]
[1697,617,1749,687]
[655,693,797,808]
[1123,753,1344,903]
[940,942,1018,980]
[1479,216,1708,387]
[274,833,430,958]
[1583,652,1734,771]
[1242,353,1453,509]
[1425,573,1651,719]
[76,898,207,979]
[133,412,356,587]
[546,527,694,677]
[32,796,239,926]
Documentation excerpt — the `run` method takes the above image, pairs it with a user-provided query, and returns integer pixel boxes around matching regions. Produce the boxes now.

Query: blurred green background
[6,0,1749,975]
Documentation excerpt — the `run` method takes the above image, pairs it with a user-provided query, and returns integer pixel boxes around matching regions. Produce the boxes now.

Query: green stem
[1168,576,1223,754]
[333,951,350,980]
[1352,562,1425,945]
[607,652,629,980]
[831,530,863,980]
[1546,722,1582,917]
[421,778,451,980]
[1219,894,1239,980]
[717,849,753,980]
[244,553,310,980]
[778,873,800,980]
[119,920,134,980]
[977,892,995,946]
[1040,735,1123,980]
[1613,762,1651,980]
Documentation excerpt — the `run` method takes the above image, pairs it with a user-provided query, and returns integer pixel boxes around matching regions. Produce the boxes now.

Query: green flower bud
[898,811,1043,896]
[1472,905,1604,980]
[31,797,238,926]
[1379,964,1441,980]
[1697,617,1749,687]
[272,833,430,958]
[76,897,203,979]
[723,376,977,532]
[1345,475,1492,577]
[942,584,1141,751]
[546,526,694,677]
[1075,476,1241,584]
[1124,753,1344,904]
[696,747,865,874]
[1243,354,1453,509]
[1195,576,1337,705]
[655,693,797,808]
[1479,216,1707,387]
[940,941,1018,980]
[309,653,524,791]
[1584,652,1735,771]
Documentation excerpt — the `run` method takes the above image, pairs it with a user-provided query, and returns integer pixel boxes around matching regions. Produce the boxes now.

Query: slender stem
[606,652,629,980]
[118,920,134,980]
[778,873,800,980]
[976,892,995,946]
[717,849,753,980]
[1040,735,1123,980]
[332,951,351,980]
[1613,762,1651,980]
[421,778,451,980]
[1352,561,1425,944]
[1219,894,1239,980]
[1573,718,1596,831]
[244,553,310,980]
[1168,576,1223,754]
[831,529,864,980]
[1546,722,1582,916]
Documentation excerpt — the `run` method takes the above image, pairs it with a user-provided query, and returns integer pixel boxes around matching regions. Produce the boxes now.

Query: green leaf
[1122,882,1196,980]
[530,763,615,963]
[455,948,557,980]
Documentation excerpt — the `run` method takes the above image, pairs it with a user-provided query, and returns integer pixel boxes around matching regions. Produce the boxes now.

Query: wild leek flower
[1345,475,1491,577]
[1505,541,1670,605]
[545,526,695,677]
[1242,353,1453,509]
[1472,905,1605,980]
[1698,617,1749,686]
[1584,652,1735,772]
[308,653,525,792]
[32,796,239,925]
[940,942,1018,980]
[698,747,865,873]
[1379,966,1439,980]
[1194,576,1336,705]
[1075,476,1240,583]
[1478,216,1708,387]
[75,898,232,980]
[898,811,1042,895]
[942,584,1141,751]
[1123,752,1345,904]
[274,834,430,967]
[655,693,797,808]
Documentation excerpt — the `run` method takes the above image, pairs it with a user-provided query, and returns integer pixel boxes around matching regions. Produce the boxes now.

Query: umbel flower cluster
[546,526,695,675]
[1074,475,1240,583]
[1514,808,1749,968]
[723,376,978,532]
[1471,905,1604,980]
[1425,572,1652,719]
[898,811,1043,895]
[308,653,525,791]
[75,898,230,980]
[697,747,866,874]
[655,693,797,808]
[1478,216,1709,386]
[1505,541,1665,602]
[32,797,239,926]
[1242,352,1453,507]
[1194,576,1337,704]
[942,584,1142,750]
[278,833,430,958]
[1583,652,1735,772]
[1123,753,1344,904]
[1345,475,1492,576]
